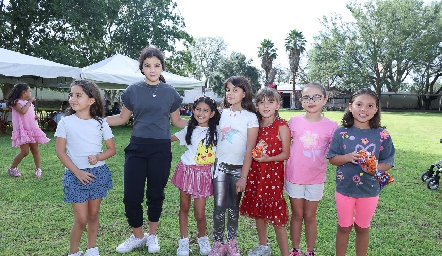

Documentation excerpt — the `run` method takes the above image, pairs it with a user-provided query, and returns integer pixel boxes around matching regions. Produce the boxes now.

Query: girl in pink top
[6,83,50,178]
[284,82,338,256]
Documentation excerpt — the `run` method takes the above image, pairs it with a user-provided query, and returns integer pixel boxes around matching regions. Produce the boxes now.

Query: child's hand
[88,155,98,165]
[30,97,36,103]
[35,114,39,120]
[74,169,96,185]
[346,151,361,164]
[236,178,247,194]
[253,153,270,163]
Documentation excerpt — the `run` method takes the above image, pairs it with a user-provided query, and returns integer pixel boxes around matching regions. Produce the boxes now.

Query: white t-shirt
[175,126,216,165]
[216,108,259,165]
[55,115,114,169]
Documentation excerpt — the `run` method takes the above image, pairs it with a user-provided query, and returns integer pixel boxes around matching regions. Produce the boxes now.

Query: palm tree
[257,39,278,86]
[285,29,306,108]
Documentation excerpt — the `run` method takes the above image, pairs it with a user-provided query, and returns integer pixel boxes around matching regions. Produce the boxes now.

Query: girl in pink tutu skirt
[6,83,50,177]
[171,95,220,256]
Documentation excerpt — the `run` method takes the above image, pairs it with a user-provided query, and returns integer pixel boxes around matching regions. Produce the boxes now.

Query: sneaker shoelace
[198,237,210,251]
[178,239,189,251]
[148,235,159,246]
[124,235,139,247]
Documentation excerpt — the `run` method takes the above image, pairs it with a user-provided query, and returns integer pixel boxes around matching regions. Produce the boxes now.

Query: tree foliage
[190,37,227,81]
[208,52,260,97]
[0,0,192,67]
[285,29,306,108]
[308,0,442,101]
[257,39,278,86]
[166,49,198,78]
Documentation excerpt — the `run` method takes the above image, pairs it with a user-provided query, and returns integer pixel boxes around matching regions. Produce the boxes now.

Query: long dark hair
[223,76,256,113]
[342,88,383,128]
[138,46,166,83]
[66,79,105,125]
[6,83,29,107]
[185,95,220,147]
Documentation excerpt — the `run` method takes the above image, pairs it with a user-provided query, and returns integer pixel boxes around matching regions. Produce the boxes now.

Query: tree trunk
[1,84,14,99]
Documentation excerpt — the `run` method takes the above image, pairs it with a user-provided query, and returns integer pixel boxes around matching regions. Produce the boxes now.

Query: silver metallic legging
[212,165,242,242]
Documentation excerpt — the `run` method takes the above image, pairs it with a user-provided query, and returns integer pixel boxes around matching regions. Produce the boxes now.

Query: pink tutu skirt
[12,128,50,147]
[171,161,213,199]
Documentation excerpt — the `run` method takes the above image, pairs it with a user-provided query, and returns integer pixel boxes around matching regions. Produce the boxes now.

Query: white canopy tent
[182,88,223,104]
[0,47,81,87]
[81,54,204,90]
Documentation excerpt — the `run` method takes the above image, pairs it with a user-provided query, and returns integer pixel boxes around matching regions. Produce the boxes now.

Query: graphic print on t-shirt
[194,138,215,164]
[221,125,238,143]
[299,130,321,162]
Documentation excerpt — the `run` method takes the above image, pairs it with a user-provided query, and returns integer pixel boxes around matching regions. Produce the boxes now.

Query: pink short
[335,192,379,228]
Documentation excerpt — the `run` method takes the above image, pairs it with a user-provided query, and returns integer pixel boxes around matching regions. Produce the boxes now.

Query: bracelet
[239,176,247,180]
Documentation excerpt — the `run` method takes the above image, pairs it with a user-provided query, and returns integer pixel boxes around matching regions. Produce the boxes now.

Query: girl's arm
[55,137,96,185]
[254,124,291,162]
[87,138,116,165]
[329,152,361,166]
[236,126,259,193]
[106,105,132,126]
[12,97,35,114]
[170,109,189,128]
[171,134,179,142]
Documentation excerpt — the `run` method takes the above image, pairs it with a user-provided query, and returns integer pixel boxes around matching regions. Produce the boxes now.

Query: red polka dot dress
[240,117,289,226]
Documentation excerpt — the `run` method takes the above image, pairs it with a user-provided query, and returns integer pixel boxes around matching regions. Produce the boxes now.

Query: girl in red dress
[240,87,291,256]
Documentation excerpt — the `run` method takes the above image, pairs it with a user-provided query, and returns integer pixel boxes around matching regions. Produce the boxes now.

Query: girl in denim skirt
[55,79,116,256]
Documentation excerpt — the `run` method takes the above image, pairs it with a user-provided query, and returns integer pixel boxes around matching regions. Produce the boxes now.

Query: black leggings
[123,137,172,228]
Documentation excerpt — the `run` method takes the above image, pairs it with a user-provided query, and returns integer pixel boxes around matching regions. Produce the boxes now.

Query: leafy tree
[0,0,120,67]
[307,15,349,89]
[308,0,442,100]
[109,0,192,59]
[0,0,192,67]
[208,52,260,97]
[411,1,442,109]
[285,29,306,108]
[190,37,227,81]
[270,64,291,86]
[166,49,198,78]
[257,39,278,86]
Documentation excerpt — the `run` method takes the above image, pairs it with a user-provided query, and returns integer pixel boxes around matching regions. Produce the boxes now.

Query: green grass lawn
[0,110,441,255]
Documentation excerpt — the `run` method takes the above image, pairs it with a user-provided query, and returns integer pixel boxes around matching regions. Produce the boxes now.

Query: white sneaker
[248,244,271,256]
[84,247,99,256]
[67,251,83,256]
[146,234,160,253]
[116,233,148,253]
[198,236,211,255]
[177,237,190,256]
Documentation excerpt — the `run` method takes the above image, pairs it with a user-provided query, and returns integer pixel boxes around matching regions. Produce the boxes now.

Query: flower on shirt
[361,138,368,145]
[380,129,390,139]
[300,131,318,149]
